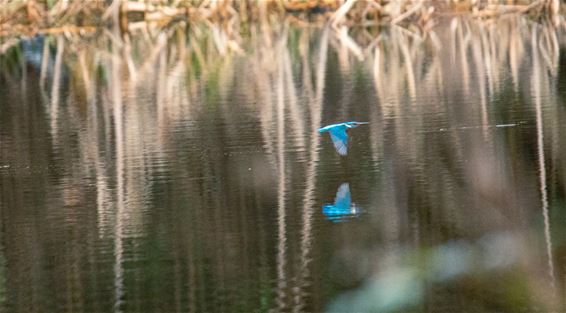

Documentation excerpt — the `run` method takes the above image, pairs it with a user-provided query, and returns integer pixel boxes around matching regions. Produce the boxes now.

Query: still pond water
[1,17,566,312]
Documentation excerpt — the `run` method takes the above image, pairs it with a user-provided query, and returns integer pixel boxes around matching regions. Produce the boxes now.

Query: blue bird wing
[329,127,348,156]
[334,183,351,211]
[318,126,330,133]
[318,123,342,133]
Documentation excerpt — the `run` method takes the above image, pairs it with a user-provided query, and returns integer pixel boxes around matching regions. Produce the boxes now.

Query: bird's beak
[358,122,369,125]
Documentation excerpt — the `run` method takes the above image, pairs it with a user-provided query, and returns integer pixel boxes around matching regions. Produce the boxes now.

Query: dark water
[1,17,566,312]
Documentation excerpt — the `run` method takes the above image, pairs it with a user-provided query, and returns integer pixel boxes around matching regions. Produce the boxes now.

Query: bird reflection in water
[322,183,361,222]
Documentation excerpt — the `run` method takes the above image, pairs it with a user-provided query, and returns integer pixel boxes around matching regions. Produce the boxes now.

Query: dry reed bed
[0,0,562,38]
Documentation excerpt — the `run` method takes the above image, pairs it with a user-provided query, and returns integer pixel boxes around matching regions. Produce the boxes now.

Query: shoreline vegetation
[0,0,562,39]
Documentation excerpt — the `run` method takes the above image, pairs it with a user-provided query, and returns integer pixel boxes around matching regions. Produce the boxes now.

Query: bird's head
[345,121,369,128]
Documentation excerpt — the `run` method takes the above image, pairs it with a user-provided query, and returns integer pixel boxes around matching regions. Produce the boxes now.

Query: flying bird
[318,122,368,156]
[322,183,361,222]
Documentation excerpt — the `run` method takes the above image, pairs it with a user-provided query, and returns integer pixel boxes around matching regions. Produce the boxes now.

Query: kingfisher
[318,122,368,156]
[322,183,361,222]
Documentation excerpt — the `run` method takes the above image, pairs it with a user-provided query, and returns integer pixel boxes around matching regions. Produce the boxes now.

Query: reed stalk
[0,0,562,38]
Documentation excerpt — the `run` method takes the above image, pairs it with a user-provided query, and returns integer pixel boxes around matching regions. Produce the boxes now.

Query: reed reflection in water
[1,16,566,312]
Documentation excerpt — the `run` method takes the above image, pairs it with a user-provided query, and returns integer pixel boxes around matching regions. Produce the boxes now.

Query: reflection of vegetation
[1,14,566,313]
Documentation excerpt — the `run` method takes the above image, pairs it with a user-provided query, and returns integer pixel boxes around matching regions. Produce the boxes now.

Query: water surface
[1,17,566,312]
